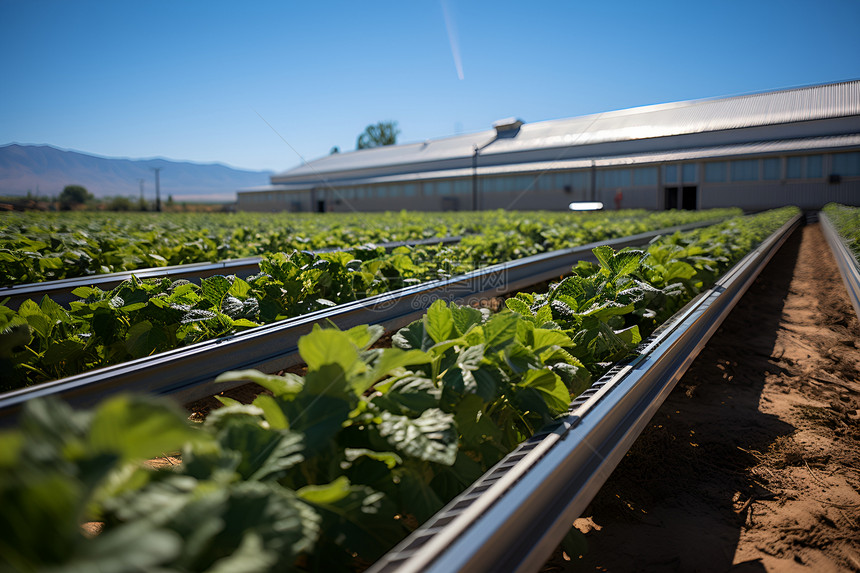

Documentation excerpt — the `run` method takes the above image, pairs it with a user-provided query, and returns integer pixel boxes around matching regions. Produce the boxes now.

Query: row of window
[242,152,860,204]
[702,156,821,182]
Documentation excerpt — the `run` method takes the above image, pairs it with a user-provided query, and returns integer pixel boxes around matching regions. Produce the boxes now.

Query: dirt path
[545,223,860,572]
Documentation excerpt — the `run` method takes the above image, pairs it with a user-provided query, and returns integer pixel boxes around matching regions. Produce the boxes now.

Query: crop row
[0,208,738,286]
[0,207,799,572]
[822,203,860,262]
[0,209,736,391]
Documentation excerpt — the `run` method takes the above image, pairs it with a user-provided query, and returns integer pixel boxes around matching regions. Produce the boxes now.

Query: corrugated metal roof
[484,79,860,157]
[271,80,860,183]
[274,130,495,180]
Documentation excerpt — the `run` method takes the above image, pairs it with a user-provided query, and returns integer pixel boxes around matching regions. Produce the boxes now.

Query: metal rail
[0,220,720,424]
[819,211,860,320]
[370,214,803,573]
[0,235,464,310]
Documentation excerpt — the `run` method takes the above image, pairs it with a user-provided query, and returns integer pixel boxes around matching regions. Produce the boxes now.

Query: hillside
[0,144,272,202]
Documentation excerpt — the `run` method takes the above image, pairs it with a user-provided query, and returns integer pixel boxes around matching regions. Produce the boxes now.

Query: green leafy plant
[0,209,741,390]
[0,207,800,572]
[823,203,860,262]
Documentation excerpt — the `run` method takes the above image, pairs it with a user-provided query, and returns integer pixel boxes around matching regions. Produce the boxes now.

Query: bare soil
[544,223,860,572]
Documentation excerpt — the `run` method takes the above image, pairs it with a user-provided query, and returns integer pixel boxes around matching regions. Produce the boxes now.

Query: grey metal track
[0,235,464,310]
[819,211,860,320]
[0,220,719,423]
[369,214,803,573]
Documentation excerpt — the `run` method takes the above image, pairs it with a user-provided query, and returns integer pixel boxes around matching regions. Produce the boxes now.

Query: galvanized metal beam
[820,211,860,320]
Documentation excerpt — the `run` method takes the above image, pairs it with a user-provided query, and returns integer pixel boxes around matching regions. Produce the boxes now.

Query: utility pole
[152,167,162,212]
[472,145,478,211]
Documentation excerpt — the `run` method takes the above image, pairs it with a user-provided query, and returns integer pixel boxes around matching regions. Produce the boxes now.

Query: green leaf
[372,375,440,416]
[356,348,430,393]
[0,431,23,467]
[49,521,183,573]
[450,305,483,336]
[505,297,531,316]
[88,395,204,463]
[298,328,360,374]
[297,476,352,505]
[552,275,589,303]
[376,408,458,466]
[424,299,454,343]
[482,312,518,351]
[454,394,503,449]
[531,328,572,350]
[344,448,402,470]
[227,276,252,299]
[283,365,354,454]
[252,394,288,430]
[42,338,86,366]
[215,369,303,398]
[592,245,615,275]
[343,324,384,350]
[518,369,570,413]
[213,416,305,482]
[613,249,646,277]
[201,275,232,307]
[392,319,433,352]
[215,395,243,408]
[125,320,167,358]
[298,478,403,562]
[615,324,642,347]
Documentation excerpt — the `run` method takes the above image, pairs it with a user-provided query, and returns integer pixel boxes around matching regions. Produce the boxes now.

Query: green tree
[107,196,134,211]
[357,121,399,149]
[58,185,93,210]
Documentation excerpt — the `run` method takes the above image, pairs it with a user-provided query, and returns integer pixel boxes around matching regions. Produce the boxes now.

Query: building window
[786,155,825,179]
[731,159,758,181]
[832,152,860,177]
[763,158,780,180]
[515,175,531,190]
[664,164,678,183]
[633,167,658,186]
[599,169,630,189]
[806,155,822,178]
[705,162,727,182]
[682,163,697,183]
[786,156,803,179]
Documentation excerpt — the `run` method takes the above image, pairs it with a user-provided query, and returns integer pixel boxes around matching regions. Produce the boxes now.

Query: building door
[316,200,326,213]
[681,186,697,210]
[664,187,678,210]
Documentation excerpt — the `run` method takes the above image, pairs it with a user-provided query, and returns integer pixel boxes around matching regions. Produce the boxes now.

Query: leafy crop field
[0,207,798,572]
[0,209,738,286]
[0,209,737,390]
[822,203,860,262]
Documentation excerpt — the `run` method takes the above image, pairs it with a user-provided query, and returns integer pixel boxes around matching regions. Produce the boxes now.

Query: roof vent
[492,117,524,137]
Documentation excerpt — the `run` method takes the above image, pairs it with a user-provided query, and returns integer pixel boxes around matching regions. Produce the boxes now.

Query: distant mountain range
[0,144,273,202]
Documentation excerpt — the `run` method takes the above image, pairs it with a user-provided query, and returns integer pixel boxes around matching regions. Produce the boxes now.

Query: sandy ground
[544,223,860,572]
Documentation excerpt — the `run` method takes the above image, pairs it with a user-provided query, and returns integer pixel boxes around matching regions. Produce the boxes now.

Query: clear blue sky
[2,0,859,173]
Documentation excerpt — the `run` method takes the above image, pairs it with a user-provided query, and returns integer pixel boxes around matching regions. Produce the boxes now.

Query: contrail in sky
[441,0,464,80]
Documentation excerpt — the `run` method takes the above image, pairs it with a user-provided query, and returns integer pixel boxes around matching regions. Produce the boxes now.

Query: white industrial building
[237,80,860,213]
